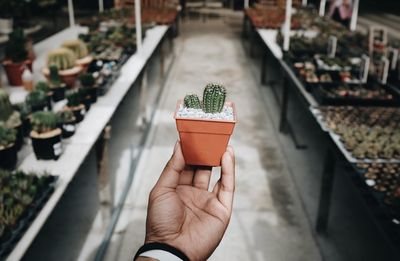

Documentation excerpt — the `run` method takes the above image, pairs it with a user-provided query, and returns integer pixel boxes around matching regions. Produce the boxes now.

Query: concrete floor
[102,14,322,261]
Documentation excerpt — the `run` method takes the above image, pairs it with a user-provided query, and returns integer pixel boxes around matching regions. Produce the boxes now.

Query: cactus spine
[0,90,14,122]
[202,83,226,113]
[62,39,89,59]
[47,48,76,70]
[184,94,201,109]
[49,65,61,87]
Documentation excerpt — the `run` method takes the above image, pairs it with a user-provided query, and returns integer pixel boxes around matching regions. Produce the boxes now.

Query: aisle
[105,14,321,260]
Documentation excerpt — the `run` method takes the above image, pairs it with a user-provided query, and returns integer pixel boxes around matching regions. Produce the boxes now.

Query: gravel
[176,104,234,121]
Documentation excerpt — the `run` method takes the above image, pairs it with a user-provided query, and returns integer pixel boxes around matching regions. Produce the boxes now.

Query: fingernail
[173,141,179,152]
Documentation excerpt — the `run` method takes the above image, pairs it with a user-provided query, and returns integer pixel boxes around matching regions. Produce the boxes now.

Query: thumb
[155,141,186,190]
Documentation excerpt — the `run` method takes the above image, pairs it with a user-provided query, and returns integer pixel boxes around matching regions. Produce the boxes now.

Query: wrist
[134,242,190,261]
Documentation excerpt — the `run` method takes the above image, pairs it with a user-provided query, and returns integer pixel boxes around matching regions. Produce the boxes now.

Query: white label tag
[63,124,75,132]
[377,57,390,84]
[388,48,399,71]
[53,142,62,156]
[81,109,86,116]
[327,36,337,58]
[360,55,370,83]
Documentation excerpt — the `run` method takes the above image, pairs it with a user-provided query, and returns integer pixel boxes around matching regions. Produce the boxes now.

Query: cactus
[62,39,89,59]
[25,90,47,108]
[0,123,16,148]
[202,83,226,114]
[57,110,75,123]
[49,65,61,87]
[30,111,60,134]
[35,81,50,93]
[4,28,28,63]
[184,94,201,109]
[47,47,76,71]
[79,73,95,88]
[0,89,14,122]
[66,91,82,107]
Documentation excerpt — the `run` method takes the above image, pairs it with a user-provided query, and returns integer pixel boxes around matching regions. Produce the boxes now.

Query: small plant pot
[42,66,83,88]
[0,143,17,170]
[174,101,236,166]
[30,128,63,160]
[76,55,94,72]
[65,104,86,123]
[3,60,33,86]
[51,84,67,102]
[60,121,76,138]
[84,87,98,104]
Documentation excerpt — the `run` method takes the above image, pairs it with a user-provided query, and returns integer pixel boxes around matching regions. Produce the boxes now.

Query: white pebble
[176,105,234,121]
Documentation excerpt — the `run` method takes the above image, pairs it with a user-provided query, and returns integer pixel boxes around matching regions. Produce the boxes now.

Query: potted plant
[61,39,93,71]
[25,90,50,112]
[48,66,67,102]
[0,89,23,150]
[79,73,98,104]
[42,47,82,88]
[2,28,32,86]
[57,110,76,138]
[30,111,62,160]
[174,83,236,166]
[0,123,17,170]
[35,81,53,106]
[65,91,86,123]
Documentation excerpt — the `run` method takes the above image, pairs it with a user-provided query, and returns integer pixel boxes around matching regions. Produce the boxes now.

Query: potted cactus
[25,89,50,112]
[0,123,17,170]
[79,73,98,104]
[61,39,93,71]
[65,91,86,123]
[57,110,76,138]
[42,47,83,88]
[48,66,67,102]
[174,83,236,166]
[35,81,53,106]
[0,89,23,150]
[30,111,62,160]
[2,28,32,86]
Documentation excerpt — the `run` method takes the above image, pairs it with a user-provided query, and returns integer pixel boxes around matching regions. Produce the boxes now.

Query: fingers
[193,166,212,190]
[178,166,195,185]
[155,141,186,190]
[216,146,235,210]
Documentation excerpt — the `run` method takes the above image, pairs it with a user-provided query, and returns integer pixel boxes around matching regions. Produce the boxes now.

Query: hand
[144,142,235,261]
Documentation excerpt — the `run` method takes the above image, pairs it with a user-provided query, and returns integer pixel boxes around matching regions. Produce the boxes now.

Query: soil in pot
[3,60,32,86]
[51,84,66,102]
[0,143,17,170]
[30,128,62,160]
[175,101,236,167]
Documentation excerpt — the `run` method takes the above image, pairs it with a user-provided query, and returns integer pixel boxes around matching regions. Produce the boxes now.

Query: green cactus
[25,90,47,108]
[49,65,61,87]
[47,47,76,71]
[66,91,82,107]
[202,83,226,114]
[57,110,75,123]
[35,81,50,93]
[30,111,60,134]
[0,89,14,122]
[184,94,202,109]
[0,123,16,148]
[79,73,95,88]
[62,39,89,59]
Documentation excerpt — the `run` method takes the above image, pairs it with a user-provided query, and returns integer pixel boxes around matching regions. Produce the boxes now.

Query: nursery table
[5,25,171,261]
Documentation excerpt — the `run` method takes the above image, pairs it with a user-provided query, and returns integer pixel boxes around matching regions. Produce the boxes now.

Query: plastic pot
[30,128,62,160]
[65,104,86,123]
[174,101,236,166]
[51,84,66,102]
[3,60,33,86]
[0,143,17,170]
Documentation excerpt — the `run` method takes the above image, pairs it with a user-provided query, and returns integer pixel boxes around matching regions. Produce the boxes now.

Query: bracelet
[134,242,190,261]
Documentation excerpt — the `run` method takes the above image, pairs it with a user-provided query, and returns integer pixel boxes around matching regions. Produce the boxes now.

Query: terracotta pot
[42,66,83,88]
[175,101,236,166]
[3,60,33,86]
[76,56,94,72]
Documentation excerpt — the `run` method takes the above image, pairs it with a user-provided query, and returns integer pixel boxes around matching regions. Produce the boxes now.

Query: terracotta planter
[3,60,33,86]
[76,56,94,72]
[42,66,83,88]
[174,101,236,167]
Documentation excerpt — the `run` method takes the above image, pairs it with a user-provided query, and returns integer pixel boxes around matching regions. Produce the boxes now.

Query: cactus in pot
[65,91,86,123]
[25,89,49,112]
[0,89,23,150]
[57,110,76,138]
[44,48,82,88]
[30,111,62,160]
[175,83,236,166]
[0,123,17,170]
[48,66,66,102]
[62,39,93,71]
[79,73,98,105]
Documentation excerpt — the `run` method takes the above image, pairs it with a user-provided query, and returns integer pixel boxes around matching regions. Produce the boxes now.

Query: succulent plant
[30,111,60,134]
[57,110,75,123]
[202,83,226,114]
[49,65,62,87]
[4,28,28,63]
[0,123,16,148]
[66,91,82,107]
[79,73,95,88]
[184,94,201,109]
[62,39,89,59]
[35,81,50,93]
[0,89,14,122]
[25,90,47,108]
[47,47,76,71]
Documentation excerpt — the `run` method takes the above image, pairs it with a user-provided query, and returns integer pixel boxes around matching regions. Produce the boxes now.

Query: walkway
[105,14,322,261]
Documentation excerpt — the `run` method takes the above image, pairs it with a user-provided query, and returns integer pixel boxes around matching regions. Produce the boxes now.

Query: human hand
[144,142,235,261]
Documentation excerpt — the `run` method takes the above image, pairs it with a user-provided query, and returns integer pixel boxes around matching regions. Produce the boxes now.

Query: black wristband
[134,242,190,261]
